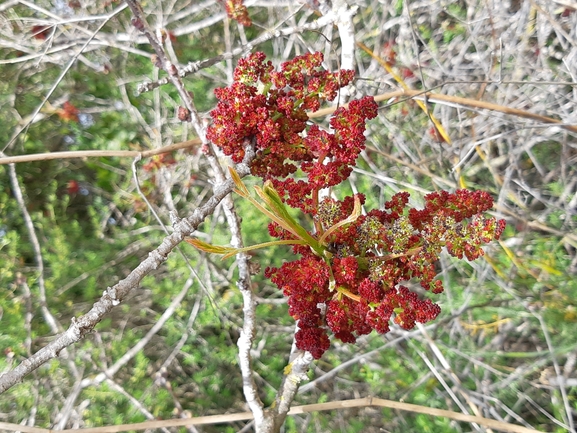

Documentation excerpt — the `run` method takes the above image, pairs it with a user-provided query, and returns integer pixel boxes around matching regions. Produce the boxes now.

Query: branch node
[169,210,181,226]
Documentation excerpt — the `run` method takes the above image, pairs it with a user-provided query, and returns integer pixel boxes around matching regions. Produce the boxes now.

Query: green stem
[228,167,325,257]
[318,194,362,245]
[335,286,361,302]
[221,239,309,259]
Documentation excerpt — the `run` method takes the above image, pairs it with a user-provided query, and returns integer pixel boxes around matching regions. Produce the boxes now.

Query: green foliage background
[1,1,576,432]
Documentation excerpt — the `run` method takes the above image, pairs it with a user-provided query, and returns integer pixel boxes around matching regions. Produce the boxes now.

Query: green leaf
[185,238,239,256]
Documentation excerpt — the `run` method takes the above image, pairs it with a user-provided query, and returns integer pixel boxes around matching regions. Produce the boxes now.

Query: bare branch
[140,12,340,93]
[1,4,127,154]
[124,0,204,134]
[0,147,255,395]
[7,163,61,335]
[263,350,315,430]
[0,139,201,165]
[328,0,358,103]
[79,274,195,388]
[0,397,541,433]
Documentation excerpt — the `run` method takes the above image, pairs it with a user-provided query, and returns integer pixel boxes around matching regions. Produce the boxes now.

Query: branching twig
[127,0,267,426]
[203,137,265,424]
[327,0,358,102]
[104,379,172,433]
[124,0,204,134]
[3,88,575,165]
[1,4,127,154]
[138,12,340,93]
[263,350,315,430]
[79,274,195,388]
[0,147,255,395]
[7,162,61,335]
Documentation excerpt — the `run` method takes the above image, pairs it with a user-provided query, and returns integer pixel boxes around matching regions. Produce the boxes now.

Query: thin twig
[7,162,61,335]
[0,146,255,395]
[140,11,341,93]
[1,4,127,154]
[0,396,541,433]
[79,274,195,388]
[124,0,204,134]
[4,87,575,166]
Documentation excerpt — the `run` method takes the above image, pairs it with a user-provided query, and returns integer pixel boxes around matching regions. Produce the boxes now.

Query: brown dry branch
[0,397,541,433]
[0,139,201,165]
[3,88,575,167]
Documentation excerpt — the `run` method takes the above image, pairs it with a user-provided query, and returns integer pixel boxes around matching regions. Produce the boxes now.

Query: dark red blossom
[383,286,441,330]
[385,192,410,215]
[265,256,329,297]
[263,187,504,358]
[329,96,379,164]
[66,180,80,195]
[366,301,393,334]
[326,296,372,344]
[224,0,251,26]
[207,52,505,360]
[57,101,79,122]
[358,279,383,304]
[208,52,377,214]
[32,25,50,40]
[332,257,359,287]
[445,215,507,260]
[295,327,330,359]
[409,189,495,229]
[233,52,272,84]
[177,106,191,122]
[265,256,331,333]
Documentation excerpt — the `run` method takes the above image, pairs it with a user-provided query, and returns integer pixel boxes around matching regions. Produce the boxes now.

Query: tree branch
[0,149,255,395]
[0,139,201,165]
[126,0,265,425]
[7,162,61,335]
[124,0,204,134]
[139,11,339,93]
[263,350,315,431]
[330,0,358,81]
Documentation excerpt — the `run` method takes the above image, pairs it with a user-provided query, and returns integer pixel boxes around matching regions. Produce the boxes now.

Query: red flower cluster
[265,190,506,358]
[273,96,378,213]
[207,52,506,360]
[224,0,251,26]
[57,101,80,123]
[208,52,377,213]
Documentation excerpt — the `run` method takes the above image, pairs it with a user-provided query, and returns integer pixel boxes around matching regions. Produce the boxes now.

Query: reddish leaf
[32,25,50,40]
[58,101,80,122]
[66,180,80,195]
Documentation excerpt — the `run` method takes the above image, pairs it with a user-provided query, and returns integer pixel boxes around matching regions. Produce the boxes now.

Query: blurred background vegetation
[1,0,576,432]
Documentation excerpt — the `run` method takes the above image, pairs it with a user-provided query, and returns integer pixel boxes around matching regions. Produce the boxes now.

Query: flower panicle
[265,189,505,358]
[203,52,506,360]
